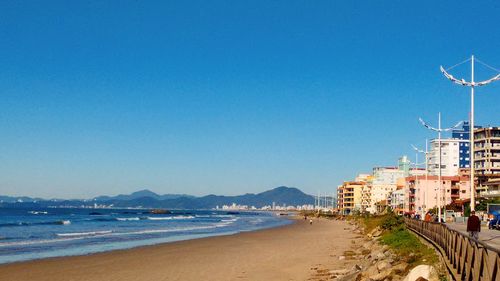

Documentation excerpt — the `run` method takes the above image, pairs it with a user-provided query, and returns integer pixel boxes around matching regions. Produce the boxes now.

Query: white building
[389,189,405,213]
[428,139,466,177]
[367,167,405,214]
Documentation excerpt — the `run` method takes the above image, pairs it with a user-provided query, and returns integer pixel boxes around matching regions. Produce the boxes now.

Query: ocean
[0,207,291,264]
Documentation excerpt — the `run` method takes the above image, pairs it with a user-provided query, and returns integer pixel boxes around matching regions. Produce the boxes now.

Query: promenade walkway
[446,222,500,249]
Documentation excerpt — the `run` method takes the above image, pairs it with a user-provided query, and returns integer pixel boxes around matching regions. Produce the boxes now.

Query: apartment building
[452,121,481,168]
[404,175,470,215]
[337,180,365,215]
[427,138,466,176]
[474,127,500,197]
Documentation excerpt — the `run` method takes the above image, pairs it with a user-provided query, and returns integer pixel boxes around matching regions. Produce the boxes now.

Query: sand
[0,217,361,281]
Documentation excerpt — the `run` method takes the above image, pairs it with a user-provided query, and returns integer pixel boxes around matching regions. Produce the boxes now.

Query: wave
[146,215,195,220]
[0,220,239,248]
[28,211,48,215]
[0,220,70,227]
[57,230,112,237]
[116,217,140,221]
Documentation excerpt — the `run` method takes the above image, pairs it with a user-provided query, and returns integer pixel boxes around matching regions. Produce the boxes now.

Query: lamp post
[411,142,427,218]
[419,113,462,223]
[440,55,500,211]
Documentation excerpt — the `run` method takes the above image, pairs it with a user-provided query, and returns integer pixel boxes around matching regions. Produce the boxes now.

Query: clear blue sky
[1,1,499,198]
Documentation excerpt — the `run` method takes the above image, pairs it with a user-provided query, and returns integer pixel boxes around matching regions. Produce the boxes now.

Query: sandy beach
[0,218,360,281]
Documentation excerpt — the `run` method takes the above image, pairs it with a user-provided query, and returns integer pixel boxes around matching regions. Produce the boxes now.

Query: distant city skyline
[1,1,499,198]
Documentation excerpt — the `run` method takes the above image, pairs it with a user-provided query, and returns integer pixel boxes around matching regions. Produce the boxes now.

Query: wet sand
[0,218,360,281]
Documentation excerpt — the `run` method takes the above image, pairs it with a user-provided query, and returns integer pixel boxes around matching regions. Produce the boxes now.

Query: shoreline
[0,217,360,281]
[0,216,293,266]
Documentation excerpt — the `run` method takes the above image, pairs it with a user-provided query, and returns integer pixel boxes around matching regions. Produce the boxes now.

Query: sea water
[0,207,291,264]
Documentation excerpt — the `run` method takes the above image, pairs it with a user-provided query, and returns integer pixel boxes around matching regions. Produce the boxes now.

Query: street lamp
[419,113,462,223]
[440,55,500,211]
[411,142,427,218]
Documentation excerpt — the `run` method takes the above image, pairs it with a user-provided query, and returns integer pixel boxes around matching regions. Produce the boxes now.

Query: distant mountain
[0,195,43,203]
[0,186,315,209]
[98,186,314,209]
[93,189,194,201]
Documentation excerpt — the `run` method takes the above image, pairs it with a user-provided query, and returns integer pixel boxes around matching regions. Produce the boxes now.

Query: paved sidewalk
[446,222,500,250]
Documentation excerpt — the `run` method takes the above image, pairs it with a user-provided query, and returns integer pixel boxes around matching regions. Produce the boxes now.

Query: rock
[330,268,351,276]
[392,262,409,274]
[339,256,346,260]
[371,269,392,281]
[372,229,383,237]
[363,265,379,277]
[352,264,362,272]
[362,241,373,249]
[376,260,391,271]
[402,265,437,281]
[373,251,386,260]
[381,245,389,251]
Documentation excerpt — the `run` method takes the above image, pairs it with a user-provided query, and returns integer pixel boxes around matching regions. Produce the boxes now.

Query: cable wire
[445,57,471,71]
[475,58,500,73]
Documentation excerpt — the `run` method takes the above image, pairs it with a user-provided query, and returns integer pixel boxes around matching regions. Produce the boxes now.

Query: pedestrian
[424,212,432,222]
[467,210,481,240]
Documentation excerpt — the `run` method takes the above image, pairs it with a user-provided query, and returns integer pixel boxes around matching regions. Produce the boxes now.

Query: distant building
[367,167,405,214]
[398,156,411,176]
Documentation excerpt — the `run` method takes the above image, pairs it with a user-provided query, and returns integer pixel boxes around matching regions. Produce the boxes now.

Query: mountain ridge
[0,186,315,209]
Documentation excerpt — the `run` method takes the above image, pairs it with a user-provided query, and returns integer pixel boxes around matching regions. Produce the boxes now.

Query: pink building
[404,174,470,216]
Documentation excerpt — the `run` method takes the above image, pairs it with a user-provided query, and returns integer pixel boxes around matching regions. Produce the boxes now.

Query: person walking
[467,210,481,240]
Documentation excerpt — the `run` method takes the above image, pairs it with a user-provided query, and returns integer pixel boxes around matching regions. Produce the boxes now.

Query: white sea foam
[28,211,48,215]
[57,230,113,237]
[147,215,195,220]
[116,217,140,221]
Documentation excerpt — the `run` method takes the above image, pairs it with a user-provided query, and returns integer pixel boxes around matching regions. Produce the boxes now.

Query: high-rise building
[474,127,500,197]
[427,138,466,176]
[452,121,482,168]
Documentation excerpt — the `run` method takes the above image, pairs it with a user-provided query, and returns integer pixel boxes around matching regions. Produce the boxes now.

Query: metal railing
[404,218,500,281]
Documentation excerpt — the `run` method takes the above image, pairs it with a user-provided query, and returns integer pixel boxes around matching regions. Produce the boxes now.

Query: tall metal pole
[438,113,442,223]
[470,56,475,211]
[425,139,428,215]
[419,115,462,223]
[411,143,426,218]
[440,55,499,211]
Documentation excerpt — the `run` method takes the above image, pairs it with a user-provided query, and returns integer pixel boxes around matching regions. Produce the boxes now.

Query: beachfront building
[403,175,470,215]
[337,179,366,215]
[474,127,500,198]
[427,138,465,177]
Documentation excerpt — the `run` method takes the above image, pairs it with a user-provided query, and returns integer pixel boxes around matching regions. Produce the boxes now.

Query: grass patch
[359,212,439,266]
[380,226,438,265]
[362,214,387,233]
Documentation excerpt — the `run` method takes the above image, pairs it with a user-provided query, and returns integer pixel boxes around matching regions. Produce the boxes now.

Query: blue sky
[1,1,499,198]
